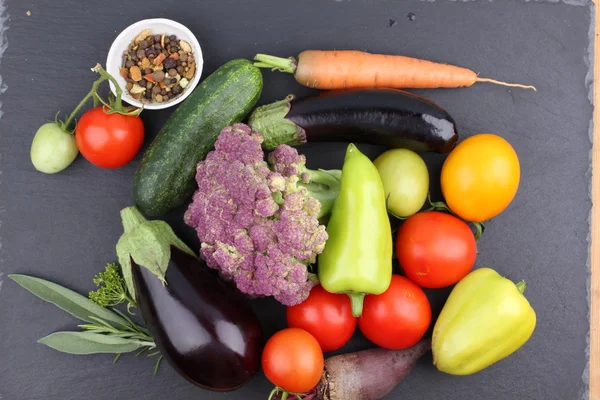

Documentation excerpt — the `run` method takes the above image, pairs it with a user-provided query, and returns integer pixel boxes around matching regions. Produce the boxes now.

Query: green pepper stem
[253,54,298,74]
[515,280,527,294]
[120,206,148,234]
[348,292,366,317]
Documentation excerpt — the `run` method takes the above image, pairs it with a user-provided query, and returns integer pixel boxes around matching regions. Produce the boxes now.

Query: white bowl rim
[106,18,203,110]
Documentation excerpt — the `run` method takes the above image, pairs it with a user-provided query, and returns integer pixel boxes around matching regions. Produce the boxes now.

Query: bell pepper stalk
[432,267,537,375]
[317,143,393,317]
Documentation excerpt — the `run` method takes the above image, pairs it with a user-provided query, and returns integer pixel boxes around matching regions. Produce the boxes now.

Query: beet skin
[316,339,431,400]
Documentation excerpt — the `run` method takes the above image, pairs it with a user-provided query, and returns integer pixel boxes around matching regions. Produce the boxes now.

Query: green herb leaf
[38,332,146,355]
[8,274,129,329]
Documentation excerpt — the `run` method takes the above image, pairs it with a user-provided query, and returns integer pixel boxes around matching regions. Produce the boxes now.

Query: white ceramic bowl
[106,18,203,110]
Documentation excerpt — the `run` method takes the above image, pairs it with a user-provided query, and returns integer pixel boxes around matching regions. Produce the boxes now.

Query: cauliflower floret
[184,123,340,306]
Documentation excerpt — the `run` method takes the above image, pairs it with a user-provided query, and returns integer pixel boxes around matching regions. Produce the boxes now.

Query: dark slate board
[0,0,594,399]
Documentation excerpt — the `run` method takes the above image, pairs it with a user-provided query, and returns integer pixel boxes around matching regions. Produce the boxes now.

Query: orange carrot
[254,50,536,91]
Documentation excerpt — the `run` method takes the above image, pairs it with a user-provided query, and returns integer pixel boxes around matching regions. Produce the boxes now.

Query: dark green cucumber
[133,59,263,216]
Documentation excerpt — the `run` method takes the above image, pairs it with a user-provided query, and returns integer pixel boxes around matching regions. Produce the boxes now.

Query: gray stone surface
[0,0,593,399]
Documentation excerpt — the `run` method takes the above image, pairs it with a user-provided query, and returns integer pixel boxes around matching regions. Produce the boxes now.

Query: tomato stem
[61,63,141,134]
[268,387,312,400]
[425,193,486,241]
[62,65,109,133]
[472,222,485,241]
[94,92,111,109]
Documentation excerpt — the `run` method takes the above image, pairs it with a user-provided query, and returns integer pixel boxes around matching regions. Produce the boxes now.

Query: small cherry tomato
[286,285,357,352]
[261,328,324,394]
[441,133,520,222]
[359,275,431,350]
[396,211,477,289]
[75,106,144,168]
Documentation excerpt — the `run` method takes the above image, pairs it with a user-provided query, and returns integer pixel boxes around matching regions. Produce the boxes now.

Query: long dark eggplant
[117,206,263,391]
[247,88,459,153]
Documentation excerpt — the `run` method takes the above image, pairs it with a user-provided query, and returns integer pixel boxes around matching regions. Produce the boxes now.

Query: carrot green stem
[254,54,298,74]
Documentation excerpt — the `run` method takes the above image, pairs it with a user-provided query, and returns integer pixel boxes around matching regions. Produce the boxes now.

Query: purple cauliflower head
[184,123,329,306]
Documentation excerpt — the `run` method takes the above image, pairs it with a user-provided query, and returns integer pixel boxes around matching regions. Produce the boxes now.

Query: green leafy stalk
[299,169,342,220]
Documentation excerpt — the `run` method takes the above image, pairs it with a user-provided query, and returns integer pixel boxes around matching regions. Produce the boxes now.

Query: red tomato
[359,275,431,350]
[75,106,144,168]
[261,328,324,393]
[286,285,356,352]
[396,211,477,289]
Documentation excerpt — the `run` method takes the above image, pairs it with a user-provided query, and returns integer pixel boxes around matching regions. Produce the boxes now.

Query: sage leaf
[9,274,129,329]
[38,332,146,355]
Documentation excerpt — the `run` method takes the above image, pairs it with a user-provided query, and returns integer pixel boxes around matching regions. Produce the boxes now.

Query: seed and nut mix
[120,29,196,104]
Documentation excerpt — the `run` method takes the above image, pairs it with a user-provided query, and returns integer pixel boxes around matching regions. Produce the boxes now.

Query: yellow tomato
[440,134,520,222]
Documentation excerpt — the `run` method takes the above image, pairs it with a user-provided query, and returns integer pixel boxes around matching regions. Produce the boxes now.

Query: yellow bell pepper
[432,267,536,375]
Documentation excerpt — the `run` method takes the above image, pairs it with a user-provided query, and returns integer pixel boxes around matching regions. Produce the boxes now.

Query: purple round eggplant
[132,245,264,391]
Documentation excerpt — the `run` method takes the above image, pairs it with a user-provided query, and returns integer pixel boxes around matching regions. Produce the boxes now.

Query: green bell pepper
[432,267,537,375]
[317,143,393,317]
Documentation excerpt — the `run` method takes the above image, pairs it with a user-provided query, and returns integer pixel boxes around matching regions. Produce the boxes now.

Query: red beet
[299,339,431,400]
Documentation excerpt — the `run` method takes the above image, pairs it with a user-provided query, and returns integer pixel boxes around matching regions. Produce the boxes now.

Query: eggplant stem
[120,206,148,234]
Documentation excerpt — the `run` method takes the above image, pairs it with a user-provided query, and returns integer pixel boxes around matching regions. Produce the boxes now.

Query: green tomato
[30,123,79,174]
[374,148,429,218]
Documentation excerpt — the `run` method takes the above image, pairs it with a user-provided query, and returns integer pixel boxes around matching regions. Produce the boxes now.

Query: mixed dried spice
[120,29,196,104]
